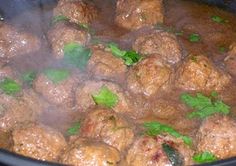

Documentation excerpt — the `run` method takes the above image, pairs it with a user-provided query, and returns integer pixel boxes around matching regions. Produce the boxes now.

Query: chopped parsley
[67,121,81,135]
[43,68,70,84]
[63,42,91,70]
[92,86,119,108]
[143,121,192,146]
[51,15,69,25]
[180,92,230,119]
[189,33,201,42]
[193,151,217,164]
[211,15,228,24]
[0,78,21,95]
[22,71,37,86]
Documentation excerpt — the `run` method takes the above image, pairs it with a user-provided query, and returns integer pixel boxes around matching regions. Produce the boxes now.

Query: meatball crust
[47,22,91,59]
[175,55,231,91]
[80,108,134,151]
[75,80,133,114]
[133,31,182,64]
[115,0,164,30]
[0,24,40,58]
[53,0,98,25]
[126,135,193,166]
[87,45,127,81]
[224,42,236,77]
[12,123,67,162]
[196,115,236,159]
[60,138,121,166]
[127,55,172,97]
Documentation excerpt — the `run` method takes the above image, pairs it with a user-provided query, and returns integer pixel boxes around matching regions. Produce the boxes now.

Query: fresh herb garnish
[43,68,70,84]
[0,78,21,95]
[193,151,217,164]
[51,15,69,25]
[108,43,142,66]
[67,121,81,135]
[92,86,119,108]
[181,92,230,119]
[211,15,228,24]
[22,71,37,86]
[189,33,201,42]
[162,143,184,166]
[63,42,91,70]
[143,121,192,145]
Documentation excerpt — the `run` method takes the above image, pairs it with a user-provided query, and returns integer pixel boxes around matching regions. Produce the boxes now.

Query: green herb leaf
[193,151,217,164]
[67,121,81,135]
[189,33,201,42]
[143,121,192,146]
[22,71,37,86]
[51,15,69,25]
[211,15,228,24]
[92,86,119,108]
[162,143,184,166]
[0,78,21,95]
[181,93,230,119]
[108,43,126,58]
[44,68,70,84]
[63,42,91,70]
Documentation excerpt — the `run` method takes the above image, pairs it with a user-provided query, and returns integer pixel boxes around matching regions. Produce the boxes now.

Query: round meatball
[0,24,40,58]
[87,45,127,81]
[132,31,182,64]
[80,108,134,151]
[196,115,236,159]
[53,0,98,25]
[33,69,79,108]
[12,123,67,162]
[47,22,91,59]
[224,43,236,77]
[115,0,164,30]
[127,56,172,97]
[175,55,231,91]
[75,80,133,114]
[60,138,121,166]
[126,135,193,166]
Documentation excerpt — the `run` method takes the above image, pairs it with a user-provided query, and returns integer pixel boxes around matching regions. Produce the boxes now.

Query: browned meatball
[47,22,91,59]
[60,138,121,166]
[175,55,231,91]
[126,135,194,166]
[132,31,182,64]
[75,80,133,114]
[224,43,236,77]
[0,24,40,58]
[80,108,134,151]
[87,45,127,81]
[53,0,98,25]
[196,115,236,159]
[115,0,164,30]
[127,56,172,97]
[12,123,67,162]
[33,69,79,108]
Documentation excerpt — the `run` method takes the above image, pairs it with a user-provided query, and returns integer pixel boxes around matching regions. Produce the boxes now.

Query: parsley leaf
[181,93,230,119]
[92,86,119,108]
[44,68,70,84]
[143,121,192,146]
[63,43,91,70]
[22,71,37,86]
[108,43,142,66]
[193,151,217,164]
[51,15,69,25]
[189,33,201,42]
[211,15,228,24]
[0,78,21,95]
[67,121,81,135]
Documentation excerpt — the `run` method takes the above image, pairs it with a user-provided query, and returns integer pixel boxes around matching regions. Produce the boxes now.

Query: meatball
[53,0,98,25]
[75,80,133,114]
[60,138,121,166]
[126,135,193,166]
[132,31,182,64]
[115,0,164,30]
[33,69,79,108]
[175,55,231,91]
[87,45,127,81]
[80,108,134,151]
[127,56,172,97]
[12,123,67,162]
[196,115,236,159]
[224,43,236,77]
[0,24,40,58]
[47,22,91,59]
